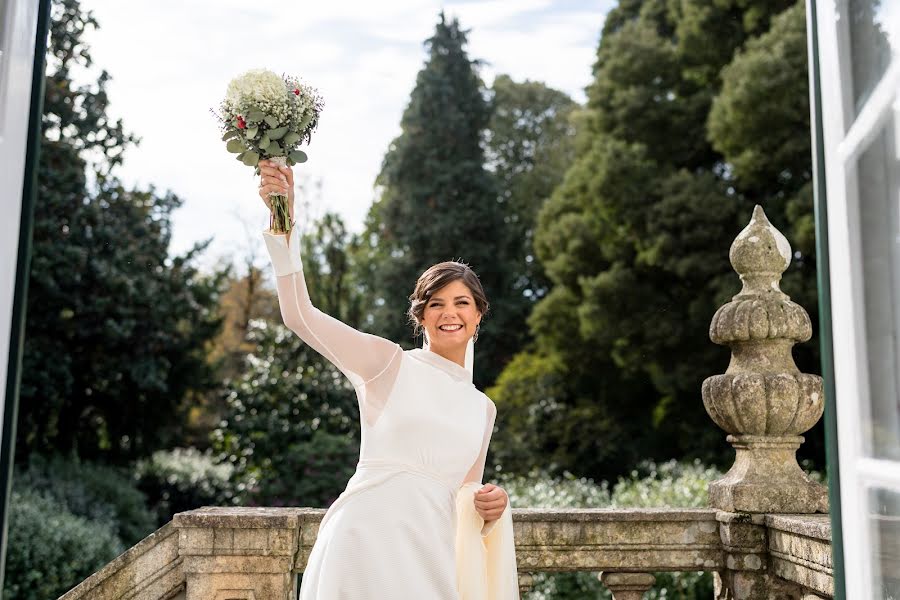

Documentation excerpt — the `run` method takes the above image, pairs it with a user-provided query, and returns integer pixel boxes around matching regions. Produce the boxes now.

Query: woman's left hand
[473,483,508,522]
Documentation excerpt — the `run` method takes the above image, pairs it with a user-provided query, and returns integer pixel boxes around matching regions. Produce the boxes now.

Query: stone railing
[58,205,836,600]
[58,505,833,599]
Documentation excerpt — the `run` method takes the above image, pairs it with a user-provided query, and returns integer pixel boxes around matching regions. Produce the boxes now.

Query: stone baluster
[599,572,656,600]
[702,205,827,514]
[518,572,535,595]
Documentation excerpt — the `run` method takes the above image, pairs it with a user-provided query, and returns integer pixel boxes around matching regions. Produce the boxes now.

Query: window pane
[870,487,900,598]
[848,0,898,116]
[857,102,900,460]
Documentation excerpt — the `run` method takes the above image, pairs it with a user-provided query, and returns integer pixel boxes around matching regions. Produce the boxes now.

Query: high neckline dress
[262,227,500,600]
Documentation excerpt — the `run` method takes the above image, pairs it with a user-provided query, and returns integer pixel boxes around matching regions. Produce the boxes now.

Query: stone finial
[702,205,827,514]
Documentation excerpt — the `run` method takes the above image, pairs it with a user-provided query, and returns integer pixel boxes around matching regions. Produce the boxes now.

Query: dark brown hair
[408,261,489,339]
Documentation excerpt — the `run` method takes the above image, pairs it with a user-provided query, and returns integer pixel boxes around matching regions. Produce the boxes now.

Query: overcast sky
[79,0,609,274]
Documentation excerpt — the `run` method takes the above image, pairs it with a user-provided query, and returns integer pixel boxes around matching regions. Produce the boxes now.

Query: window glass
[848,0,898,116]
[856,104,900,460]
[869,487,900,598]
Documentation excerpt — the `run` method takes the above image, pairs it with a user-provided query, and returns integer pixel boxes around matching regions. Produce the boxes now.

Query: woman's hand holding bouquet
[257,160,295,229]
[213,68,322,234]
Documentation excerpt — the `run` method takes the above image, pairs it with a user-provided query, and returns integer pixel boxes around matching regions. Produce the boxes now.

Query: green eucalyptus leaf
[226,138,244,153]
[267,141,283,155]
[242,151,260,166]
[247,111,265,122]
[221,129,240,141]
[282,132,301,146]
[268,126,289,140]
[298,114,313,130]
[245,127,258,139]
[289,150,308,163]
[264,115,279,128]
[258,134,270,149]
[236,152,246,161]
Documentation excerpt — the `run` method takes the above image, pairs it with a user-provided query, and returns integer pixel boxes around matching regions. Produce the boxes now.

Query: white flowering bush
[134,447,241,526]
[213,68,324,232]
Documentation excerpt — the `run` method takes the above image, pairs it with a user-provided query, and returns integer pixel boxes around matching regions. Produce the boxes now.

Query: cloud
[78,0,606,272]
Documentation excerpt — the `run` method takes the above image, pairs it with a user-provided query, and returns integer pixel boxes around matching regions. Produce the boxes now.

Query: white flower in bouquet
[225,68,285,109]
[213,68,324,233]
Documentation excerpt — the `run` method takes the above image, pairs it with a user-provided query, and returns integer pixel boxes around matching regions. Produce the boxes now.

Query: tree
[489,0,820,481]
[359,12,510,387]
[484,75,579,354]
[17,0,226,463]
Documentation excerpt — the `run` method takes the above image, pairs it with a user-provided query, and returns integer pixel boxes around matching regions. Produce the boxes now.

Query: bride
[256,159,512,598]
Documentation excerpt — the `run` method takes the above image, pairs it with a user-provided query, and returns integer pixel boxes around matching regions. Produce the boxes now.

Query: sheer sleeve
[262,226,402,426]
[463,398,503,536]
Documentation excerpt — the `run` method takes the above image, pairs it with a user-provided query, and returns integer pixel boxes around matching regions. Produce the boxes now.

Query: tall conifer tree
[361,13,508,387]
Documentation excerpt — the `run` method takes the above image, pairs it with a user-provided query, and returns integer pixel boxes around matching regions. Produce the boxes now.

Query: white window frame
[816,1,900,598]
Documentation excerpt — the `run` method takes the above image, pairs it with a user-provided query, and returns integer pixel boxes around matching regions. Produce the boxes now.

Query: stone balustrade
[57,505,833,600]
[57,206,837,600]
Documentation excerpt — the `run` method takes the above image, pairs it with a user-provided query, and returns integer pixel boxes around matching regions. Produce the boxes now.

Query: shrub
[17,454,155,546]
[4,487,123,600]
[134,446,240,525]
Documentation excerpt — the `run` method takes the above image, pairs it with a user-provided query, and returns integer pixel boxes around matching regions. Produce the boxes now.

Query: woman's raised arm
[258,161,401,420]
[262,227,401,390]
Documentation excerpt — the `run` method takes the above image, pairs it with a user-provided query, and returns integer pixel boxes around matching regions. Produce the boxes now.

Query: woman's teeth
[439,324,463,331]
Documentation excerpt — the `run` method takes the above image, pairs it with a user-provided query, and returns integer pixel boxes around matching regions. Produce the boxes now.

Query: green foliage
[486,349,657,481]
[491,0,823,481]
[482,75,579,381]
[134,447,239,526]
[19,0,227,464]
[498,460,719,599]
[16,454,155,546]
[4,487,123,600]
[708,2,810,193]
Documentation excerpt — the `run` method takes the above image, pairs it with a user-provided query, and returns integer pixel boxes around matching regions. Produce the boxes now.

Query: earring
[473,323,480,343]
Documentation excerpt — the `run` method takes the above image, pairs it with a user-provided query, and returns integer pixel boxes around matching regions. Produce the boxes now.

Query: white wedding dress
[262,226,499,599]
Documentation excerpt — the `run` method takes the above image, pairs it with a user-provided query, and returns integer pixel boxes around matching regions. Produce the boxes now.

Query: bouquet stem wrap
[266,156,292,234]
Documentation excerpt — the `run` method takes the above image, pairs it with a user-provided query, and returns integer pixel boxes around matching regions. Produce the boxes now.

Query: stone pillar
[173,507,302,600]
[713,511,801,600]
[599,572,656,600]
[702,205,827,514]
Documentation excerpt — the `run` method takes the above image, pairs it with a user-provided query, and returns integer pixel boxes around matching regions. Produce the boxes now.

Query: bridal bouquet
[213,68,324,233]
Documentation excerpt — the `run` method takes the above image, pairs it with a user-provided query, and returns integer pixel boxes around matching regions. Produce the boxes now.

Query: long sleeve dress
[262,226,501,600]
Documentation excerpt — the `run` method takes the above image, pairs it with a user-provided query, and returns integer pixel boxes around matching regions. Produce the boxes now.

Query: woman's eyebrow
[429,295,472,301]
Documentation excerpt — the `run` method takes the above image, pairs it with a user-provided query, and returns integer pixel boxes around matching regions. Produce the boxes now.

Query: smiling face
[419,279,483,353]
